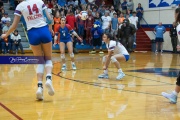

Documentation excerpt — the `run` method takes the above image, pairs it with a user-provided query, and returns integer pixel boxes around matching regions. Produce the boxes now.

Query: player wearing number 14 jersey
[1,0,55,100]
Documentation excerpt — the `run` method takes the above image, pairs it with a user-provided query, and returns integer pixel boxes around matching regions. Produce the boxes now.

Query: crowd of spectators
[0,0,24,54]
[0,0,145,54]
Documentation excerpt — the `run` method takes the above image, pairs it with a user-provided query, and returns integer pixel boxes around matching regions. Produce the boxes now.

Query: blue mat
[52,44,107,50]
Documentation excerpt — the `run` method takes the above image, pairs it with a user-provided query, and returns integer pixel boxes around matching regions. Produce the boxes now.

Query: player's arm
[104,49,113,70]
[1,15,20,38]
[67,24,82,42]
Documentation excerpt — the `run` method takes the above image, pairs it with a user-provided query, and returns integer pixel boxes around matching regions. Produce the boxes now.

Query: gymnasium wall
[133,0,177,51]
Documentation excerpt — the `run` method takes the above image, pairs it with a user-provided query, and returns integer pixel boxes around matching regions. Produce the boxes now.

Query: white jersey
[14,0,47,30]
[177,24,180,42]
[11,34,21,41]
[106,40,129,55]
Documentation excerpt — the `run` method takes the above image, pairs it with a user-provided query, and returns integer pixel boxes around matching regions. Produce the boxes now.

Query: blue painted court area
[128,68,179,77]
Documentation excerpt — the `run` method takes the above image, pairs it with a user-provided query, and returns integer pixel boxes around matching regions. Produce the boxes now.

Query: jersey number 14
[27,4,39,15]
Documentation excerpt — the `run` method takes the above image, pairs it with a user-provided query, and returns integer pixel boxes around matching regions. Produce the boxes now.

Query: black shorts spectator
[155,37,164,42]
[92,38,102,47]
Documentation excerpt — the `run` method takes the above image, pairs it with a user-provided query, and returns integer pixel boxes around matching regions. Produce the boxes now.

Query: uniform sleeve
[39,0,47,10]
[14,4,22,16]
[108,41,116,51]
[66,24,73,32]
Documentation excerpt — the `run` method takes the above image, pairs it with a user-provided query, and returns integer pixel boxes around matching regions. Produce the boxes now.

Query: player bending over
[98,33,130,80]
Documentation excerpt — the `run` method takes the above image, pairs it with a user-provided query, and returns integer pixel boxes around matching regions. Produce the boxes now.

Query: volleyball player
[1,0,55,100]
[54,17,82,70]
[98,33,130,80]
[161,8,180,104]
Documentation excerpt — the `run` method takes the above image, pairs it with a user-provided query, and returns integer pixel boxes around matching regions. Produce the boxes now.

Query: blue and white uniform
[14,0,52,45]
[106,40,130,61]
[56,24,74,44]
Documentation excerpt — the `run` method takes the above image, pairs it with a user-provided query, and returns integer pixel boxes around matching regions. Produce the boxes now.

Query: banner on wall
[149,0,180,8]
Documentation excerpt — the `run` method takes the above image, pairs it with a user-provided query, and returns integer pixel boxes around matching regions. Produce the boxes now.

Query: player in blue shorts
[98,33,130,80]
[54,17,82,70]
[1,0,55,100]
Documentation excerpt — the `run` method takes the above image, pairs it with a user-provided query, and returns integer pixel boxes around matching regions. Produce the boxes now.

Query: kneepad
[36,64,45,73]
[102,56,106,63]
[70,53,74,58]
[111,56,117,63]
[45,60,53,67]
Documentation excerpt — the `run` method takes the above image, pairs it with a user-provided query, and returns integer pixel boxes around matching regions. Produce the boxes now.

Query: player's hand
[78,37,83,42]
[177,45,180,51]
[1,34,7,39]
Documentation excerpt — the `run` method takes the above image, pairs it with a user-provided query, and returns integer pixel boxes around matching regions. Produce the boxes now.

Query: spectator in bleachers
[169,22,177,53]
[58,0,66,7]
[53,11,61,44]
[111,12,118,39]
[121,0,127,14]
[99,5,105,17]
[68,0,75,6]
[0,0,3,8]
[80,0,87,5]
[109,6,116,18]
[1,31,11,54]
[2,21,10,34]
[113,0,120,11]
[118,13,125,25]
[154,22,166,53]
[126,10,132,17]
[11,30,24,54]
[92,7,97,17]
[101,11,111,33]
[136,3,144,28]
[76,10,85,45]
[127,0,134,13]
[66,10,76,29]
[129,11,138,46]
[85,10,94,45]
[94,12,102,24]
[1,13,11,28]
[48,0,54,9]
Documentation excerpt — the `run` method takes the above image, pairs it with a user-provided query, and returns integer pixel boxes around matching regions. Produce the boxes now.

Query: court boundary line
[0,102,23,120]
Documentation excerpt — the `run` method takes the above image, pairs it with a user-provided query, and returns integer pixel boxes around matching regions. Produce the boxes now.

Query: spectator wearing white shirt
[127,0,134,13]
[1,13,11,27]
[11,30,24,54]
[101,11,111,33]
[2,21,10,34]
[129,11,138,45]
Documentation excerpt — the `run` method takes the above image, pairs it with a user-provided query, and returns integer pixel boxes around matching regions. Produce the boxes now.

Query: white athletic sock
[173,90,178,96]
[71,62,75,65]
[104,69,108,74]
[38,81,43,84]
[118,69,122,73]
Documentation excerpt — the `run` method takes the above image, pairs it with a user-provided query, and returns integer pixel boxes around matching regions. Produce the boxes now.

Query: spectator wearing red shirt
[66,10,76,29]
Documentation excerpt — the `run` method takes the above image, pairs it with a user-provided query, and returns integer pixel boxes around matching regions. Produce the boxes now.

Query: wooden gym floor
[0,52,180,120]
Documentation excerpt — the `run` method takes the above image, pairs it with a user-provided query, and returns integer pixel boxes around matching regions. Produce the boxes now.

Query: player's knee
[111,56,117,63]
[70,53,74,58]
[36,64,44,73]
[45,60,53,67]
[61,54,65,59]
